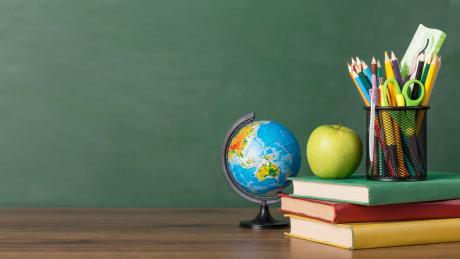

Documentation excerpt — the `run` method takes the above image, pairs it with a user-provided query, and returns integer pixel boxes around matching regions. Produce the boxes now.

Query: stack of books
[282,171,460,249]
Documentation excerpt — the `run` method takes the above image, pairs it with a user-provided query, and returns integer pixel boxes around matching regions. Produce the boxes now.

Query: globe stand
[239,200,289,229]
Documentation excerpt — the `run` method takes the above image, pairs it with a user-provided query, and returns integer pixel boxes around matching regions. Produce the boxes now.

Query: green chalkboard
[0,0,458,207]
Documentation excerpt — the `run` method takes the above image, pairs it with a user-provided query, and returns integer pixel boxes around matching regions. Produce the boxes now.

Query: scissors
[381,78,425,107]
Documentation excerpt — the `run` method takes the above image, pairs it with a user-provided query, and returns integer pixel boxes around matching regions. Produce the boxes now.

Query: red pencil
[371,57,377,75]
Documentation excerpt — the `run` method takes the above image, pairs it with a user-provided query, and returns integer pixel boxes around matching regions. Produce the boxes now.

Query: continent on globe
[255,162,280,181]
[228,124,256,160]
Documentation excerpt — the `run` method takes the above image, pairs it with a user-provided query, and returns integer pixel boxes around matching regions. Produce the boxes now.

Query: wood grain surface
[0,208,458,258]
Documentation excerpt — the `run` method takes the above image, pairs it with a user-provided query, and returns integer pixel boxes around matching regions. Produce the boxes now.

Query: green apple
[306,125,363,179]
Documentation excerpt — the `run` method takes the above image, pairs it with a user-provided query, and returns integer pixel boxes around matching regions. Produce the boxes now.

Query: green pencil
[377,60,383,85]
[421,55,432,85]
[356,65,372,91]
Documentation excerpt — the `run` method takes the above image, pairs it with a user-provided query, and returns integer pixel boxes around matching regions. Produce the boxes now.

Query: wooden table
[0,208,458,258]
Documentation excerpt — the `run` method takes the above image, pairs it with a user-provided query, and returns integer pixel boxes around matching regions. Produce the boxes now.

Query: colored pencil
[378,59,390,107]
[415,56,440,140]
[362,60,373,82]
[390,51,404,87]
[351,58,357,72]
[379,85,386,107]
[411,53,425,99]
[356,57,362,69]
[378,111,397,177]
[377,60,383,83]
[371,57,377,75]
[432,56,442,87]
[421,55,438,106]
[348,64,370,106]
[425,56,442,105]
[355,63,372,91]
[420,54,432,86]
[392,116,409,177]
[384,51,397,106]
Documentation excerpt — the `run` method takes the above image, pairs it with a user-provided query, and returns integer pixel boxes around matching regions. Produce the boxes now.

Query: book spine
[331,204,345,224]
[279,209,334,223]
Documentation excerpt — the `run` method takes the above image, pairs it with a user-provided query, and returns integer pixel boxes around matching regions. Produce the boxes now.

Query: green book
[289,171,460,206]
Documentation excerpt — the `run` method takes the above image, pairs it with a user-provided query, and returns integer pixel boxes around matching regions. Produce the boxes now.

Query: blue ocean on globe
[227,121,301,197]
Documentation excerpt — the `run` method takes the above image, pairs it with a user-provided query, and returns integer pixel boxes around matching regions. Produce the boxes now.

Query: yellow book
[285,214,460,249]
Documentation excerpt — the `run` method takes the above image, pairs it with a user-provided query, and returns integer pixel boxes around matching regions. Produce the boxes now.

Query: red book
[279,194,460,224]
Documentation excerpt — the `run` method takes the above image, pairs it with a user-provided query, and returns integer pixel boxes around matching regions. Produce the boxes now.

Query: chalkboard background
[0,0,458,207]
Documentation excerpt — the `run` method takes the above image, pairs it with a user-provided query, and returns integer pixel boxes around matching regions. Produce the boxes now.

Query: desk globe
[221,113,301,229]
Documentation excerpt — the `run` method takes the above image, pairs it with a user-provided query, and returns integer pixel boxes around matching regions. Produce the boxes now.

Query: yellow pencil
[416,56,441,135]
[384,51,397,106]
[421,55,439,106]
[379,85,385,106]
[425,56,442,105]
[432,56,442,85]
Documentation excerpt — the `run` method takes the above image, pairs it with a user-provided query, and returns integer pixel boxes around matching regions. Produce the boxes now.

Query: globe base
[239,200,289,230]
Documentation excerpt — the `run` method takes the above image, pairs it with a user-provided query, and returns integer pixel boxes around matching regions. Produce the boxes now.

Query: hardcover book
[286,214,460,249]
[289,171,460,205]
[280,194,460,223]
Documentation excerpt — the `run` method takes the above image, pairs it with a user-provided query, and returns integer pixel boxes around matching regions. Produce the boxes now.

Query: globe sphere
[226,121,301,198]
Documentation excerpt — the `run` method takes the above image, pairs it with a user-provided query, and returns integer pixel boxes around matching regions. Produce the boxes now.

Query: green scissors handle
[401,79,425,107]
[382,78,425,107]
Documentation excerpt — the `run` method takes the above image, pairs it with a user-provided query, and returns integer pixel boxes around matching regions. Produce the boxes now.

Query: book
[280,194,460,223]
[285,214,460,250]
[289,171,460,205]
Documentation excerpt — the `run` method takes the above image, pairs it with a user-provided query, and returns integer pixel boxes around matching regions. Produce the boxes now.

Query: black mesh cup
[365,106,429,181]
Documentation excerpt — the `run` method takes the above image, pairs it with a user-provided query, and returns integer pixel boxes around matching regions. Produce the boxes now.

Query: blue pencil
[362,60,373,82]
[351,70,371,104]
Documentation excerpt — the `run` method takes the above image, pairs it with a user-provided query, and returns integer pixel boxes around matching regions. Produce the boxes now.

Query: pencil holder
[365,106,429,181]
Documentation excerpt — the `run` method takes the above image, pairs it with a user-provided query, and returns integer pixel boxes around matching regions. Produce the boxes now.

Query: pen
[369,57,378,162]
